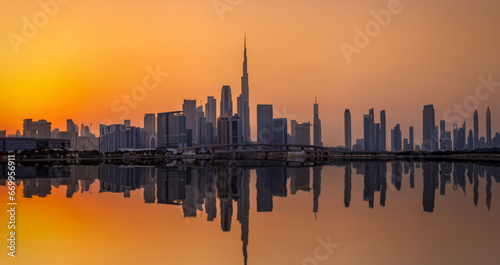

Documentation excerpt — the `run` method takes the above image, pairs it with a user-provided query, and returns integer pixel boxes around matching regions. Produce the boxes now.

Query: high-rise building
[205,96,217,124]
[23,119,52,138]
[380,110,386,151]
[409,126,414,151]
[183,99,197,144]
[440,120,446,151]
[99,124,142,152]
[217,115,232,145]
[221,85,233,117]
[375,123,381,151]
[272,118,287,144]
[205,96,217,144]
[144,113,156,148]
[442,131,452,151]
[291,120,311,146]
[257,104,273,144]
[363,109,376,151]
[157,111,186,150]
[467,129,474,150]
[124,119,131,127]
[474,110,479,149]
[453,121,467,151]
[197,116,208,145]
[422,104,436,151]
[391,124,402,151]
[313,98,322,146]
[344,109,351,150]
[486,107,491,147]
[231,114,242,144]
[237,36,251,143]
[65,119,78,149]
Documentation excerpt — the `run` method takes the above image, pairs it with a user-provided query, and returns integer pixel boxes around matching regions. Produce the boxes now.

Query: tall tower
[313,97,322,146]
[473,110,479,149]
[422,104,436,151]
[344,109,351,150]
[237,34,251,143]
[380,110,386,151]
[486,107,491,147]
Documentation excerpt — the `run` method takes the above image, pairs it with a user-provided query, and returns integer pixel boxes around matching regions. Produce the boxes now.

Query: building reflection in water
[3,161,500,264]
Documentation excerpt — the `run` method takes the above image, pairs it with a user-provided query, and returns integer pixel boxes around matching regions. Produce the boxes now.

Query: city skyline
[1,1,500,147]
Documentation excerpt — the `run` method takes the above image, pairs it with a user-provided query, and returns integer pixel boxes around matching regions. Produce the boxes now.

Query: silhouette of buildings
[23,119,51,138]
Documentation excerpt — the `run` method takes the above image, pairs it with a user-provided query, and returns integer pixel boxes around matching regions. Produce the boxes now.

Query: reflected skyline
[2,161,500,264]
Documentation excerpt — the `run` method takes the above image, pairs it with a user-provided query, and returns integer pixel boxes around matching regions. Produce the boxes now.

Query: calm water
[1,161,499,265]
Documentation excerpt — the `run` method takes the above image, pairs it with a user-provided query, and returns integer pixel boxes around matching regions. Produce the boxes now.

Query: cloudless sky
[1,0,499,146]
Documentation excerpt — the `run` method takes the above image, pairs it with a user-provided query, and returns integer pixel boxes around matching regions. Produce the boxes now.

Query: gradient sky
[1,0,499,146]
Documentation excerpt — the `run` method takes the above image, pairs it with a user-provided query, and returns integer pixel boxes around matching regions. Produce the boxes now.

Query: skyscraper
[291,120,311,146]
[440,120,446,151]
[409,126,414,151]
[220,85,233,117]
[474,110,479,149]
[217,115,232,145]
[344,109,351,150]
[486,107,491,147]
[183,99,197,144]
[391,124,402,151]
[363,109,376,151]
[422,104,436,151]
[157,111,185,150]
[313,98,322,146]
[380,110,386,151]
[272,118,288,145]
[237,35,251,143]
[205,96,217,144]
[231,114,242,144]
[144,113,156,148]
[205,96,217,124]
[257,104,273,144]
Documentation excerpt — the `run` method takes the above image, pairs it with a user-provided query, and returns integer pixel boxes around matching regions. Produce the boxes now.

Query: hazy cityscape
[0,38,498,156]
[2,1,500,264]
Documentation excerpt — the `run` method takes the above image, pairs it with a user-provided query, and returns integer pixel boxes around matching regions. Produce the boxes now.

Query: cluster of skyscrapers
[99,36,323,152]
[344,105,499,152]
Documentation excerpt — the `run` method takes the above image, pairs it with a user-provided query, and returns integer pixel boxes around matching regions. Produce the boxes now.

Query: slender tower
[486,107,491,147]
[474,110,479,149]
[237,34,251,142]
[344,109,351,150]
[313,97,322,146]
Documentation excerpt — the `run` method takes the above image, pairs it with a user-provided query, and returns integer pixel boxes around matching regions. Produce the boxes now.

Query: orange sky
[1,0,499,146]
